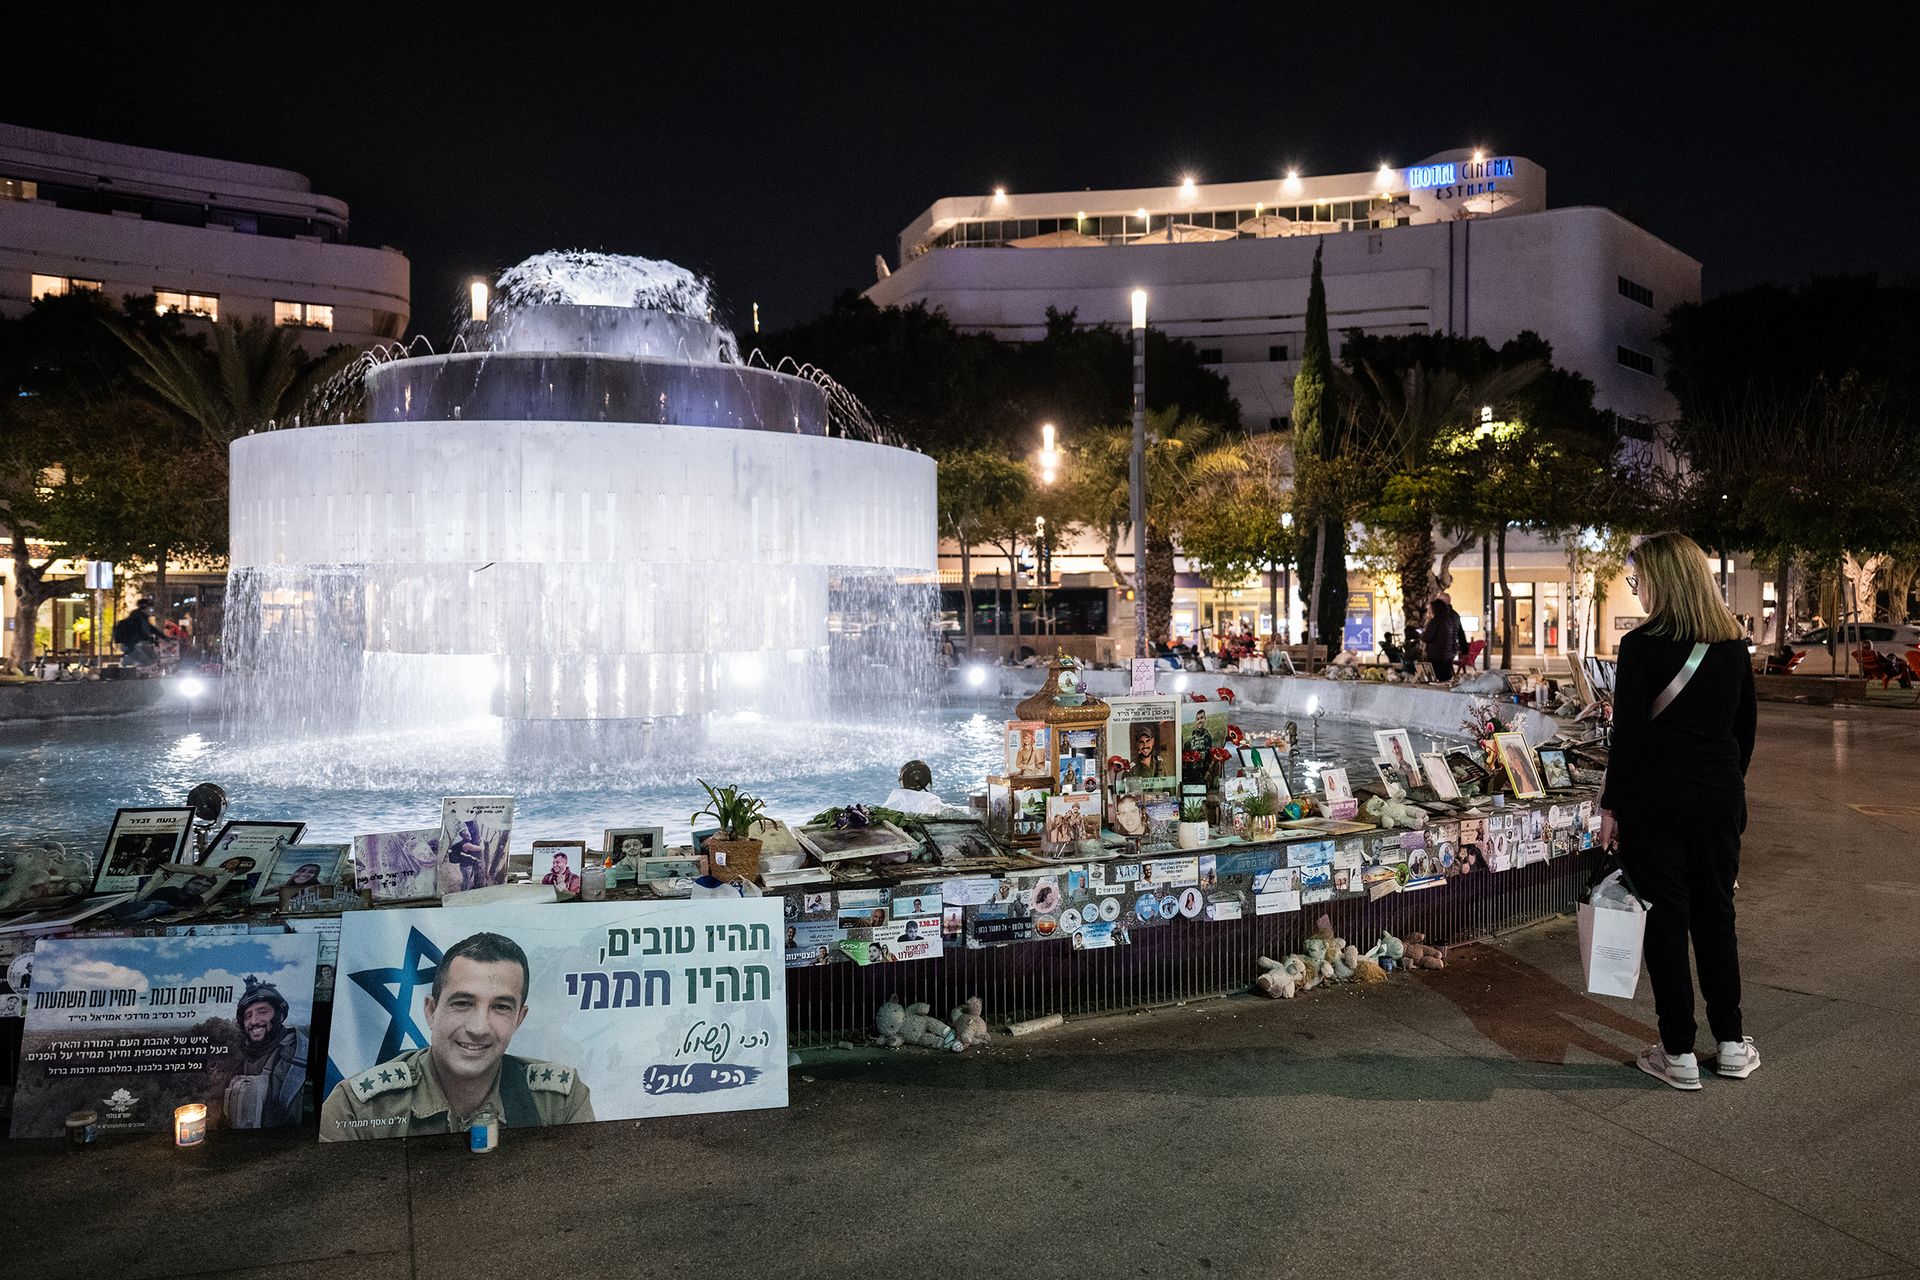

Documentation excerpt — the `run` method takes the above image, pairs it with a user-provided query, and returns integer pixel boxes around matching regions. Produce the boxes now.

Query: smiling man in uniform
[320,931,592,1140]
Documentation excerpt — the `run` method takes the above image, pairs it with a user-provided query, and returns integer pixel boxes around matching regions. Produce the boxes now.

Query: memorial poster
[10,933,319,1137]
[323,898,786,1141]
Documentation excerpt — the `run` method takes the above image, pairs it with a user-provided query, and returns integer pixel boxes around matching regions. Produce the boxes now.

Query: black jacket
[1601,628,1756,814]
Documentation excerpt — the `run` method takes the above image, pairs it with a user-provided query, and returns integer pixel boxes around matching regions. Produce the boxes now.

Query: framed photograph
[94,807,193,894]
[918,818,1002,864]
[1180,700,1228,784]
[1445,750,1489,797]
[438,796,514,894]
[252,842,348,903]
[1109,792,1150,838]
[1373,729,1423,786]
[1056,727,1103,799]
[1319,768,1353,804]
[532,840,587,895]
[105,863,233,925]
[1010,783,1052,844]
[1041,792,1101,857]
[985,777,1014,838]
[794,820,921,863]
[351,829,440,902]
[1106,695,1180,789]
[604,826,665,865]
[1235,745,1291,801]
[1420,753,1460,800]
[1536,747,1575,791]
[1005,721,1052,779]
[1372,757,1411,794]
[1494,732,1546,799]
[205,820,307,876]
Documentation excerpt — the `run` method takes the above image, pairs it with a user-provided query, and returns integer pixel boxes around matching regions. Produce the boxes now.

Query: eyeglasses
[1626,574,1639,591]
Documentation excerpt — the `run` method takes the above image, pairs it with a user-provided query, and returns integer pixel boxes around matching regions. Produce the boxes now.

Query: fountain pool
[0,703,1445,851]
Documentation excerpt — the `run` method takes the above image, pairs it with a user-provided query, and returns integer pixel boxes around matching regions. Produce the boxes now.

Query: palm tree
[116,315,353,451]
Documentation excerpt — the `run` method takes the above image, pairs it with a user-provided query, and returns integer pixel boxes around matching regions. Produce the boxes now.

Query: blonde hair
[1629,531,1743,643]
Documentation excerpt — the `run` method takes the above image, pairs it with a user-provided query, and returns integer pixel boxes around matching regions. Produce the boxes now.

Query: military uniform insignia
[526,1061,577,1094]
[352,1059,414,1100]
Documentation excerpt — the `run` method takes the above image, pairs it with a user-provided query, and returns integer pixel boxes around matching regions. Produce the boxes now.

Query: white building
[0,123,409,350]
[865,150,1751,663]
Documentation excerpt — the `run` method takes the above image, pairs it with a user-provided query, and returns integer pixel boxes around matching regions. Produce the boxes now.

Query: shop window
[1198,347,1223,364]
[31,273,102,300]
[1268,344,1289,361]
[1616,345,1655,375]
[1617,276,1654,307]
[1,177,38,201]
[274,300,334,330]
[156,290,219,321]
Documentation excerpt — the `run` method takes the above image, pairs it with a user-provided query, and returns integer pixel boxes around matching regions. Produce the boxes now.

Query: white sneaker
[1637,1044,1702,1091]
[1711,1037,1760,1079]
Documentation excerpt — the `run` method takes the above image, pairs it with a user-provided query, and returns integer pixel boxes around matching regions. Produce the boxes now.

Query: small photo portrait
[1006,721,1052,778]
[94,808,193,894]
[533,840,588,895]
[1373,730,1423,785]
[254,842,348,903]
[605,827,664,864]
[1420,753,1460,800]
[1319,768,1353,803]
[1494,732,1545,799]
[1536,748,1574,791]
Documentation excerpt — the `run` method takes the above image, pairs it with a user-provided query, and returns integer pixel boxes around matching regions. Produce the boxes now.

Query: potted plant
[1177,797,1211,850]
[692,779,771,882]
[1244,792,1279,838]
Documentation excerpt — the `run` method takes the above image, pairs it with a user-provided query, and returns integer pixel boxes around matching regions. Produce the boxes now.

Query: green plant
[1180,798,1209,824]
[692,780,770,840]
[1243,793,1279,819]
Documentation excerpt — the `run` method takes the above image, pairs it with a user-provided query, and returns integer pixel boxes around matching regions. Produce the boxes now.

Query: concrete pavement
[7,701,1917,1280]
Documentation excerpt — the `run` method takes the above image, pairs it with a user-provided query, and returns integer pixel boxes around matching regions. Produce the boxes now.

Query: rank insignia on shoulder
[526,1062,576,1093]
[352,1060,414,1099]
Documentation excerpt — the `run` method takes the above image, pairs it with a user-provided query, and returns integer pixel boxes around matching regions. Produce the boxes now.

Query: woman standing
[1599,532,1759,1090]
[1420,598,1460,682]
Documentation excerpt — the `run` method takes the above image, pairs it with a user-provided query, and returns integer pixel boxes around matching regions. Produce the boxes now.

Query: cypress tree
[1293,240,1348,664]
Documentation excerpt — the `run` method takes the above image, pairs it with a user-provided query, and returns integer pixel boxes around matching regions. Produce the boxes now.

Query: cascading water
[224,252,939,768]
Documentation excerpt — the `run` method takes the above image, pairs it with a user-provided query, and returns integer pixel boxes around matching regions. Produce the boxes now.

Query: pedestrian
[1598,531,1759,1090]
[1420,598,1459,682]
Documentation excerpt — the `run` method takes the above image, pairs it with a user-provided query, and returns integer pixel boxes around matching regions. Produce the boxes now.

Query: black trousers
[1617,789,1745,1054]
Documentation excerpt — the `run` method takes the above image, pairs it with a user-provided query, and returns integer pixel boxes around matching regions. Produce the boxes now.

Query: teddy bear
[874,997,963,1051]
[1252,955,1298,999]
[1331,941,1359,982]
[1352,954,1388,983]
[1363,793,1428,830]
[1299,937,1334,989]
[0,841,91,914]
[1399,931,1448,970]
[1365,931,1405,972]
[948,996,991,1047]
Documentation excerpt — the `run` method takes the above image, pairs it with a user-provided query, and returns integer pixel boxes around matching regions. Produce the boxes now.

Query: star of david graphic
[348,926,444,1061]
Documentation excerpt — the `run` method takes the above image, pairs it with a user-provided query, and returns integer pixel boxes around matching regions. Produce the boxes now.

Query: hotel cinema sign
[1406,156,1515,200]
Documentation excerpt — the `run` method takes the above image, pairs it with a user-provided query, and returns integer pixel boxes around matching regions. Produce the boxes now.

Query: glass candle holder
[174,1103,208,1147]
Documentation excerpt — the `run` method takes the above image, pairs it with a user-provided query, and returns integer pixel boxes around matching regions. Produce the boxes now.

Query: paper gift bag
[1577,869,1648,999]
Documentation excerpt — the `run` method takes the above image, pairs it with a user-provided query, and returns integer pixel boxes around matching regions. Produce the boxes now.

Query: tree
[1173,431,1294,636]
[1292,241,1347,669]
[935,451,1032,653]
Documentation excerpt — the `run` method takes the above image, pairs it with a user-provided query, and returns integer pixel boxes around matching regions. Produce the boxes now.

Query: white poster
[323,899,786,1140]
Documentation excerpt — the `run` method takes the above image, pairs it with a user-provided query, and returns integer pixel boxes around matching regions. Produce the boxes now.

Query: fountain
[224,252,938,755]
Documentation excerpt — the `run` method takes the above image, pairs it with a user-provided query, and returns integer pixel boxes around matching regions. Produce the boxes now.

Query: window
[30,274,102,300]
[274,300,334,330]
[1617,276,1654,308]
[1267,415,1290,431]
[1616,345,1655,375]
[1268,344,1289,361]
[1,177,38,202]
[1198,347,1224,364]
[155,290,218,320]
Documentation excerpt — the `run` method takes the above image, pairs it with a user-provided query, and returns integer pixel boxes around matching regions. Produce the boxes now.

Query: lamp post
[469,278,490,324]
[1129,289,1149,658]
[1279,511,1294,643]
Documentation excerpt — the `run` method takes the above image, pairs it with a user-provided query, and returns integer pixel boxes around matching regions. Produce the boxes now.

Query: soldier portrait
[320,931,593,1140]
[227,976,310,1128]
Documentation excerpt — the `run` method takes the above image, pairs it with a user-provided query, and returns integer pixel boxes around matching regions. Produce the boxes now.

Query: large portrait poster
[10,934,319,1138]
[1106,695,1178,790]
[323,898,786,1141]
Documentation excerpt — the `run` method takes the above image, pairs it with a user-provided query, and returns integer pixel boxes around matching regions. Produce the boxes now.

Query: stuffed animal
[1253,955,1297,999]
[874,997,963,1051]
[948,996,991,1047]
[1365,931,1406,972]
[1353,955,1388,983]
[0,841,92,914]
[1331,942,1359,981]
[1363,793,1428,830]
[1299,937,1333,989]
[1399,931,1448,970]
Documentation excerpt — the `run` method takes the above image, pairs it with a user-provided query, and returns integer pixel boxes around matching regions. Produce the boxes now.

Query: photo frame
[1445,750,1490,797]
[205,820,307,874]
[1005,721,1052,779]
[532,840,588,895]
[917,818,1003,865]
[985,777,1014,839]
[104,863,234,924]
[1494,732,1546,799]
[604,826,665,865]
[1536,747,1575,791]
[351,829,441,902]
[1105,695,1180,790]
[252,842,348,903]
[1372,757,1412,794]
[1319,768,1353,803]
[794,820,921,863]
[94,807,193,894]
[1373,729,1423,786]
[1040,792,1101,857]
[1419,753,1460,800]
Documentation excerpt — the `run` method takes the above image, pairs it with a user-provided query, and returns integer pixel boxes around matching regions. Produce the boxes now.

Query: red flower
[1182,749,1202,765]
[1106,755,1132,774]
[1215,686,1236,703]
[1188,692,1208,702]
[1209,747,1230,763]
[1224,724,1247,746]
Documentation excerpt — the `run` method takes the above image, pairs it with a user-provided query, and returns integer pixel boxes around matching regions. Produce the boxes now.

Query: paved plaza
[7,701,1918,1280]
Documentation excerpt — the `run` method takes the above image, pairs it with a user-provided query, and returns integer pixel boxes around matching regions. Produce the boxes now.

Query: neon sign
[1407,157,1513,190]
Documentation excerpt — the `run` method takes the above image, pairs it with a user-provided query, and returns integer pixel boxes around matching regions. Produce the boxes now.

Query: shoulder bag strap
[1650,642,1709,719]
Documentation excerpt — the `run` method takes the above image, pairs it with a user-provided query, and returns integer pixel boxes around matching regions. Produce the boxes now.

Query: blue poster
[1343,591,1374,652]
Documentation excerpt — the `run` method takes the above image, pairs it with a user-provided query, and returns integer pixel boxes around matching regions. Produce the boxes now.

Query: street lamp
[1129,289,1149,658]
[1037,422,1061,486]
[1279,510,1295,642]
[469,278,490,324]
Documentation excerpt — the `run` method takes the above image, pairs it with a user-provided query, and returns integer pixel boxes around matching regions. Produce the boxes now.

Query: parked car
[1785,623,1920,668]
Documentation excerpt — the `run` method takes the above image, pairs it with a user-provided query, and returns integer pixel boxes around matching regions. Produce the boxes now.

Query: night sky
[6,9,1914,345]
